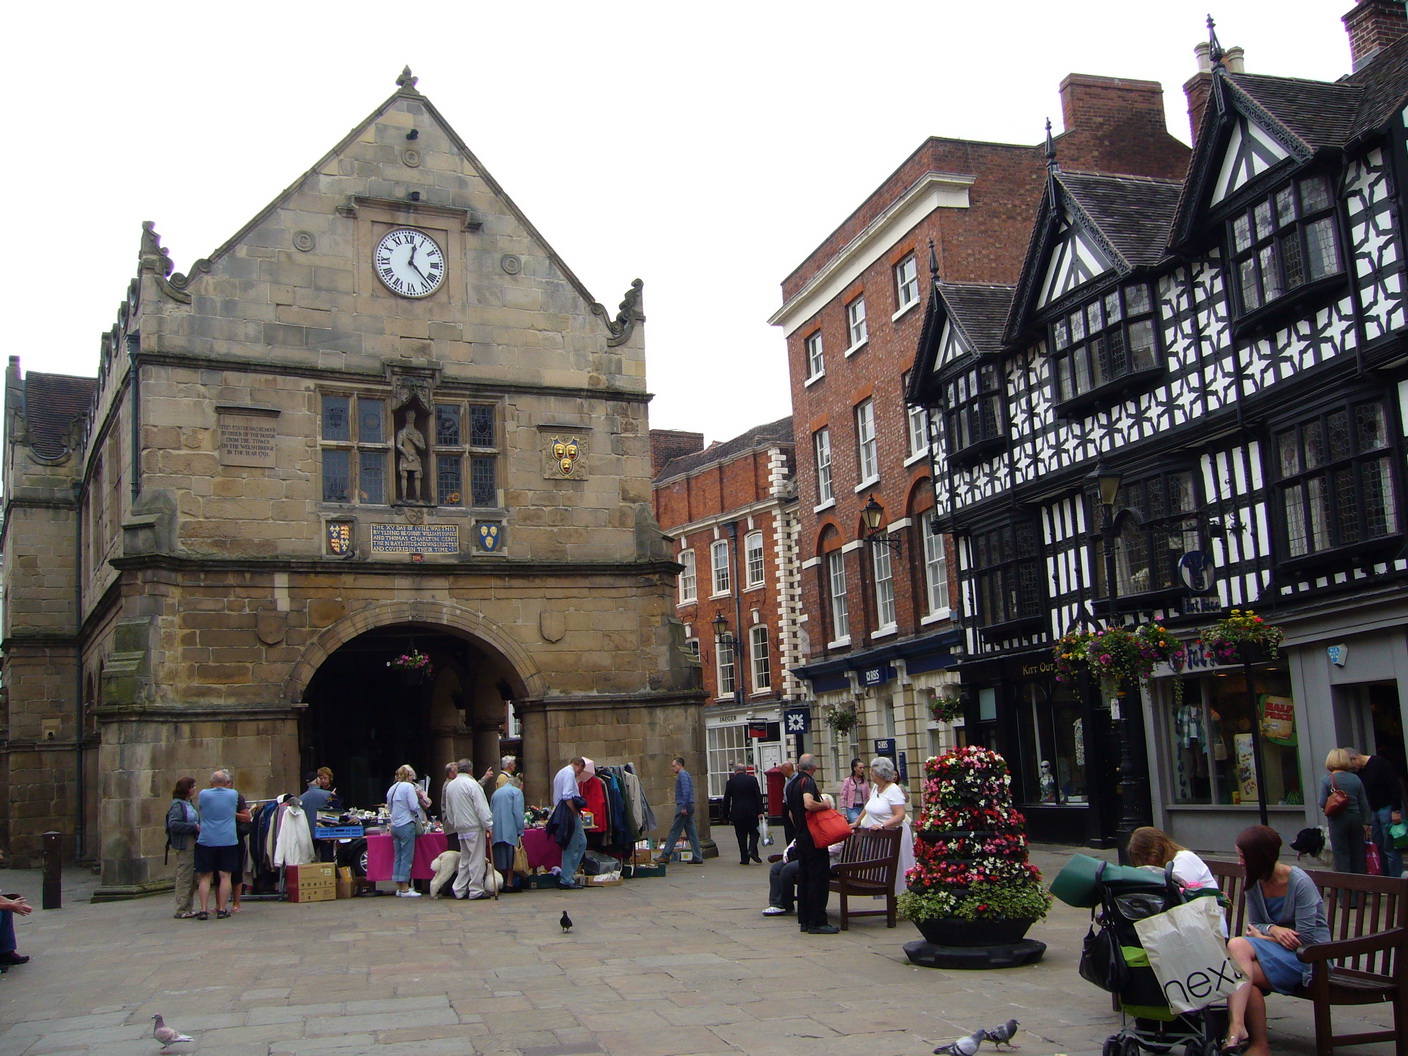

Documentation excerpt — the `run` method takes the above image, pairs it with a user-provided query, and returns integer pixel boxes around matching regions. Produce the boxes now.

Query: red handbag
[1367,839,1383,876]
[1324,774,1351,818]
[806,808,853,848]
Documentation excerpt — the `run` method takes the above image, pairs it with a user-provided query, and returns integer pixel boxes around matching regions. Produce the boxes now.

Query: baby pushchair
[1056,857,1228,1056]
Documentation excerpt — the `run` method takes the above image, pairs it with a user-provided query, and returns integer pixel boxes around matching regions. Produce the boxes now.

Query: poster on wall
[1258,694,1297,747]
[1234,734,1258,802]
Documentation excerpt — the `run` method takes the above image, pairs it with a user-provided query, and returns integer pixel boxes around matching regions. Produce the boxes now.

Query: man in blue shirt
[655,756,704,865]
[552,758,588,889]
[195,770,241,920]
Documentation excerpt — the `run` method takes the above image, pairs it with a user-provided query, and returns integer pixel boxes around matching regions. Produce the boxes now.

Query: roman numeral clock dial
[373,228,446,298]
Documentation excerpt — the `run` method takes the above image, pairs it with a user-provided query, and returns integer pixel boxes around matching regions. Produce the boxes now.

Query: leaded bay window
[434,403,499,507]
[1276,398,1400,561]
[943,362,1004,460]
[1096,471,1199,600]
[1051,282,1159,403]
[321,394,387,504]
[1231,172,1342,316]
[973,522,1042,631]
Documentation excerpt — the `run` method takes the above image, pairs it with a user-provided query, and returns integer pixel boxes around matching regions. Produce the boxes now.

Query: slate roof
[1342,29,1408,140]
[1225,73,1363,153]
[1057,171,1183,269]
[936,283,1015,356]
[24,372,95,459]
[653,416,793,483]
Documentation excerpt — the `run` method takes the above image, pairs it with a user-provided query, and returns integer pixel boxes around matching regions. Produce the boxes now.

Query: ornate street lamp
[862,495,902,555]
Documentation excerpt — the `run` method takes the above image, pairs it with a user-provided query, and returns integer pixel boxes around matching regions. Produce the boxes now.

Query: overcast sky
[6,2,1352,447]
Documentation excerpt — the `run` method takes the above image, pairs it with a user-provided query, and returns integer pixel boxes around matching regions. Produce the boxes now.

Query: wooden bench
[829,827,901,930]
[1206,860,1408,1055]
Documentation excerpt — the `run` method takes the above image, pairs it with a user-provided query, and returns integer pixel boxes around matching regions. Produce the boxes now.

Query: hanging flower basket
[823,703,858,736]
[1198,609,1285,665]
[1053,623,1187,704]
[388,649,433,684]
[928,686,963,724]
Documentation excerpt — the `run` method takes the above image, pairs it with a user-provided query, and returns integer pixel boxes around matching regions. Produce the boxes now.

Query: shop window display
[1020,684,1088,805]
[1168,671,1301,806]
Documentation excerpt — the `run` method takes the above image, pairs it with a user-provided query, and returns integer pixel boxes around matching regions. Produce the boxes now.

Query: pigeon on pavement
[559,910,573,933]
[934,1030,985,1056]
[984,1019,1020,1049]
[151,1014,193,1053]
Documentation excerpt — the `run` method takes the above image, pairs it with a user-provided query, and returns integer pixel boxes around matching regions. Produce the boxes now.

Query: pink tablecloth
[365,832,448,881]
[521,827,561,871]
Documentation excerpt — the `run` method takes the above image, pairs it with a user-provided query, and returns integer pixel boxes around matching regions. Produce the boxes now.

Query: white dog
[429,849,502,899]
[428,850,461,899]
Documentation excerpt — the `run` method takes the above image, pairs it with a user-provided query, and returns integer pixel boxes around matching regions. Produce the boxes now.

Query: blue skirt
[1247,935,1306,993]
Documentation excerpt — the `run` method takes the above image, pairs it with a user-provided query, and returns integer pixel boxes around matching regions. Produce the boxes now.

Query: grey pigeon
[151,1014,193,1053]
[984,1019,1020,1049]
[559,910,573,932]
[934,1030,985,1056]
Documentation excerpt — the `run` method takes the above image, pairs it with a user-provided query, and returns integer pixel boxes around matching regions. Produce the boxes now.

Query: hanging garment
[273,802,315,866]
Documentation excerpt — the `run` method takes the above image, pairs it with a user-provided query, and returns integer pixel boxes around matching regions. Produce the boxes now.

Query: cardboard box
[625,863,665,879]
[336,878,356,900]
[287,863,335,885]
[586,875,623,887]
[288,882,336,903]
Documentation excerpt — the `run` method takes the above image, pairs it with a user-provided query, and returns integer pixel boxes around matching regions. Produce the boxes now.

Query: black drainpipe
[127,336,141,501]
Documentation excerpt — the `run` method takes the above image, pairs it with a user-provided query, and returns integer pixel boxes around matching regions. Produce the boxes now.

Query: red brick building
[651,419,800,797]
[770,74,1191,788]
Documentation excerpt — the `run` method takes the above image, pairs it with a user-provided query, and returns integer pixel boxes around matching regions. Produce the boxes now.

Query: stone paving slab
[0,845,1397,1056]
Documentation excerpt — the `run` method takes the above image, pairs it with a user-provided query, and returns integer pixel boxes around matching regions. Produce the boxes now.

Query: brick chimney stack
[1343,0,1408,71]
[1183,43,1246,145]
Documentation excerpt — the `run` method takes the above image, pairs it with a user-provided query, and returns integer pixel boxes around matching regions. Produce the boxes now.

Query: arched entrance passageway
[299,624,523,811]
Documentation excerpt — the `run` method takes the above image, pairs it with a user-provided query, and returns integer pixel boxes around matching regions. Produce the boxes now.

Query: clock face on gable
[373,228,446,298]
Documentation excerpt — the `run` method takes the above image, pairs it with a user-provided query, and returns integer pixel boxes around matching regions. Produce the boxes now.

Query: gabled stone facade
[1,70,704,891]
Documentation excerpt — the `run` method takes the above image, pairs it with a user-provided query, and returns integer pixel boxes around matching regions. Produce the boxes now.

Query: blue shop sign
[873,738,895,757]
[860,663,893,687]
[783,707,811,735]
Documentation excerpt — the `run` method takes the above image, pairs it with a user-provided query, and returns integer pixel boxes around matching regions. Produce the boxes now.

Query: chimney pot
[1224,46,1246,73]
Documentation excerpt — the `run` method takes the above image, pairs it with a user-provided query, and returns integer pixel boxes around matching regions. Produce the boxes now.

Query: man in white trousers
[442,760,494,900]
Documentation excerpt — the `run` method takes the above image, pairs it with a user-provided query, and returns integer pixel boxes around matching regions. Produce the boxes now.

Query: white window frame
[750,625,771,692]
[846,296,868,352]
[828,549,850,643]
[872,539,897,631]
[855,399,878,485]
[814,428,834,506]
[894,254,920,314]
[685,637,700,661]
[711,539,730,595]
[678,549,697,604]
[717,637,737,698]
[922,514,950,617]
[805,331,825,382]
[745,530,765,588]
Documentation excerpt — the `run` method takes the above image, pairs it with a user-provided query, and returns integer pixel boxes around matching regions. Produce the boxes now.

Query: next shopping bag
[1132,896,1245,1013]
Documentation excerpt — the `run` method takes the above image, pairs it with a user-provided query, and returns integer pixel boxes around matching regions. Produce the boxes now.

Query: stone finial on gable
[591,278,646,348]
[397,66,420,91]
[139,221,174,278]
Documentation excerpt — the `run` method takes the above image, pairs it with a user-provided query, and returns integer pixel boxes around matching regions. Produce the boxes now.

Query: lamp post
[1092,467,1153,862]
[862,495,903,555]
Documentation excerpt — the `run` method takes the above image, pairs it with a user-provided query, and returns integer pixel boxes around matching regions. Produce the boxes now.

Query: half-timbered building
[910,6,1408,850]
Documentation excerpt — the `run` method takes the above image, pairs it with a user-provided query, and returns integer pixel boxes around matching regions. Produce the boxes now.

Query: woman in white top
[853,757,916,893]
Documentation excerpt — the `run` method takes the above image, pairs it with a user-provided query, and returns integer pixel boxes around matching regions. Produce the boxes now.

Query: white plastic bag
[1133,896,1245,1013]
[760,820,774,847]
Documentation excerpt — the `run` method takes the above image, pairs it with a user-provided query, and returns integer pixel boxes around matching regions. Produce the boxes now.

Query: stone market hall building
[1,69,703,894]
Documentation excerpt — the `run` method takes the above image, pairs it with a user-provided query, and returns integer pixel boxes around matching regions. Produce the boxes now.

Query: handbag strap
[1331,773,1341,794]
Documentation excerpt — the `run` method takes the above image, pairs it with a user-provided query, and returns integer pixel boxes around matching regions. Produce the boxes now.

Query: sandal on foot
[1222,1034,1250,1053]
[174,911,197,919]
[216,909,231,919]
[195,911,209,921]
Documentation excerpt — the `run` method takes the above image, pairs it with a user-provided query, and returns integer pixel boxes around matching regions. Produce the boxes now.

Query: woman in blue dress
[1223,825,1329,1055]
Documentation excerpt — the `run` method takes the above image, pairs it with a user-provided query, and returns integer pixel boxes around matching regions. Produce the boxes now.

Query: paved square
[0,847,1392,1055]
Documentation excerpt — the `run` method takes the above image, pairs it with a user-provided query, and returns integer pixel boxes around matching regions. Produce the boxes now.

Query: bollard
[41,831,62,910]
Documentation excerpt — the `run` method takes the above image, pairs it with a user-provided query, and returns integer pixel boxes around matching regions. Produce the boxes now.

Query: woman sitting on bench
[852,757,914,893]
[1223,825,1329,1056]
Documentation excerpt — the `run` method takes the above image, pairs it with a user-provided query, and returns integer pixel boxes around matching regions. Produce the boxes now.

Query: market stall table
[364,832,448,882]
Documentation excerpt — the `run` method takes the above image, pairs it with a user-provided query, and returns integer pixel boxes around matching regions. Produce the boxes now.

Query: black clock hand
[405,241,430,283]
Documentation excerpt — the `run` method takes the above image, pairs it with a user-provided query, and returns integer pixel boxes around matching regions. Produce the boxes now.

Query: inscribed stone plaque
[370,523,459,554]
[219,414,277,467]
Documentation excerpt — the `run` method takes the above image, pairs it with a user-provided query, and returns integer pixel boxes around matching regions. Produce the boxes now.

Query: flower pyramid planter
[900,745,1048,968]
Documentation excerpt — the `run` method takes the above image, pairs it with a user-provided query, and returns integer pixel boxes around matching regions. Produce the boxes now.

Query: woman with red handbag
[1318,748,1371,874]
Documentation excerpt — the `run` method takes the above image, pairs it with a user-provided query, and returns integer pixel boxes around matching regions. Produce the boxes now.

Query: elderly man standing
[552,757,588,889]
[442,759,494,900]
[195,770,241,920]
[655,756,704,865]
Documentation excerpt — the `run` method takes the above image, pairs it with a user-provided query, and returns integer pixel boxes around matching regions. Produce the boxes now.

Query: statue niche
[394,398,430,504]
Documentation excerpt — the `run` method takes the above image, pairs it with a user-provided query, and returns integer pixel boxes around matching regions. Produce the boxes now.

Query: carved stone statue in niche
[396,405,428,503]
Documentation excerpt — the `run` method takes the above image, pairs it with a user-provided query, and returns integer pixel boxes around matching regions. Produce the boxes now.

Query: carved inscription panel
[218,412,278,467]
[369,523,459,554]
